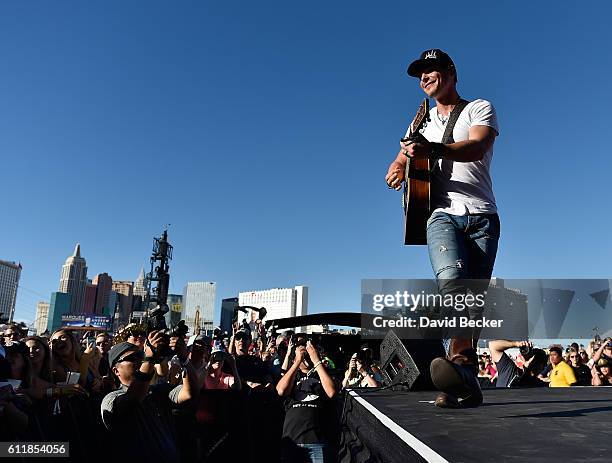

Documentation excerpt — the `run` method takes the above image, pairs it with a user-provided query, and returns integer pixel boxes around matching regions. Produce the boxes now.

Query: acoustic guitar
[402,98,431,245]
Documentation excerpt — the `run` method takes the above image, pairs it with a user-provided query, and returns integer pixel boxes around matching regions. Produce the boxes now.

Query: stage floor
[340,387,612,463]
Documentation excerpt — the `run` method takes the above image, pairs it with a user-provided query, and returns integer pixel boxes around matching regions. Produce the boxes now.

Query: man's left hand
[401,137,431,159]
[306,341,320,363]
[169,336,188,361]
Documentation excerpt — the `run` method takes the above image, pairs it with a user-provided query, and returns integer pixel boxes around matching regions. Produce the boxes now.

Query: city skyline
[10,241,317,329]
[6,240,237,328]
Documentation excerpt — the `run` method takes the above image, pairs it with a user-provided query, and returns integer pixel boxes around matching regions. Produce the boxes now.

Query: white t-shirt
[407,99,499,216]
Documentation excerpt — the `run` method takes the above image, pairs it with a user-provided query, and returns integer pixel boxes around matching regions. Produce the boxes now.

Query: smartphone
[6,379,21,390]
[66,372,81,385]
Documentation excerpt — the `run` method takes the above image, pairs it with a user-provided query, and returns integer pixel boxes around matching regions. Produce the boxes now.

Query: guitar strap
[441,98,470,144]
[429,98,471,173]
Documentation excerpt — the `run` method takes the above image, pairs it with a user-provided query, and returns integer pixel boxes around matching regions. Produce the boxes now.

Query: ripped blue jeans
[427,211,500,281]
[426,211,500,337]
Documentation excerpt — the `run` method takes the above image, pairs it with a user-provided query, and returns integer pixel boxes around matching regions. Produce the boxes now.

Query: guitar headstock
[408,98,430,137]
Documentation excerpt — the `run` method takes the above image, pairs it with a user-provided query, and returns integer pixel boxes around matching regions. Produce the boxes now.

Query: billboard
[61,314,110,330]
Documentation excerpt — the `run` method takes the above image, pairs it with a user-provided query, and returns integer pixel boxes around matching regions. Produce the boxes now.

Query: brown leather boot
[434,391,460,408]
[430,337,482,408]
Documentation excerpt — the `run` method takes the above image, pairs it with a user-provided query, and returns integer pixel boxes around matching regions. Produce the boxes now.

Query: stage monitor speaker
[379,330,445,391]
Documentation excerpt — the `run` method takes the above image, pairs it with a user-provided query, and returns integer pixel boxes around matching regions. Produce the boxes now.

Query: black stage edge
[340,387,612,463]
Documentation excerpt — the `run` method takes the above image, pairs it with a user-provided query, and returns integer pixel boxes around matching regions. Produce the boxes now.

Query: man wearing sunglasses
[3,324,23,346]
[95,332,112,377]
[125,326,169,382]
[101,330,199,462]
[567,348,591,386]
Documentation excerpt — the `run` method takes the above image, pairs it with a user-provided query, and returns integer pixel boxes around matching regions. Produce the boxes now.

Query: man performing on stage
[385,49,500,408]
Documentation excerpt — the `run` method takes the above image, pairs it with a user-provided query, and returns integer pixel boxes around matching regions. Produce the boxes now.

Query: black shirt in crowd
[572,364,592,386]
[235,354,269,384]
[282,369,332,444]
[101,383,183,463]
[495,352,546,388]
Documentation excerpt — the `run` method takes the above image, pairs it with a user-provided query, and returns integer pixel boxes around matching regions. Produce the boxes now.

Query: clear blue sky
[4,1,611,327]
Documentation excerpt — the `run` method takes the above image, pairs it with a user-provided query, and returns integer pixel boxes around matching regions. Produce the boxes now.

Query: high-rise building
[182,282,216,335]
[35,301,50,335]
[238,286,308,331]
[47,292,72,332]
[106,290,117,317]
[92,273,113,315]
[166,294,183,328]
[220,297,239,334]
[83,282,96,314]
[131,295,144,313]
[59,244,88,314]
[0,260,21,322]
[112,281,134,326]
[133,268,147,299]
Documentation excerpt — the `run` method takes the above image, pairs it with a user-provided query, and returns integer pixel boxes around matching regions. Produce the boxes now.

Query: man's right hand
[385,162,405,191]
[515,340,533,349]
[293,346,306,366]
[145,331,166,358]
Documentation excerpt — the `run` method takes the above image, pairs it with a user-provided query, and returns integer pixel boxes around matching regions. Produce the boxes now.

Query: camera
[289,335,313,365]
[147,304,170,332]
[146,305,189,357]
[519,344,534,361]
[166,320,188,339]
[291,334,308,348]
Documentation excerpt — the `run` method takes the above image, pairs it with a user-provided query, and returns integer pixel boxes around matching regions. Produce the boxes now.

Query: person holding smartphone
[277,337,336,463]
[342,352,380,389]
[202,347,241,390]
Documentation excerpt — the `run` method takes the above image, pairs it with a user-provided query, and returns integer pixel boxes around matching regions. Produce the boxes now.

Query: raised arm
[488,340,530,364]
[306,341,336,399]
[342,357,357,389]
[276,347,304,397]
[591,339,609,364]
[169,336,200,404]
[281,339,294,373]
[112,331,163,413]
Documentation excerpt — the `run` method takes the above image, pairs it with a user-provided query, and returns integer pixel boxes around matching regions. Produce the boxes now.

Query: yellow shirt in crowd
[549,360,576,387]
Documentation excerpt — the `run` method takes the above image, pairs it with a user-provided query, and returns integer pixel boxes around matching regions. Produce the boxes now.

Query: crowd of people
[0,320,380,463]
[477,338,612,388]
[1,318,611,462]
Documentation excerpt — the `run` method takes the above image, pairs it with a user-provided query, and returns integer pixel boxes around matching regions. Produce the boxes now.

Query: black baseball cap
[108,342,139,367]
[407,49,456,77]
